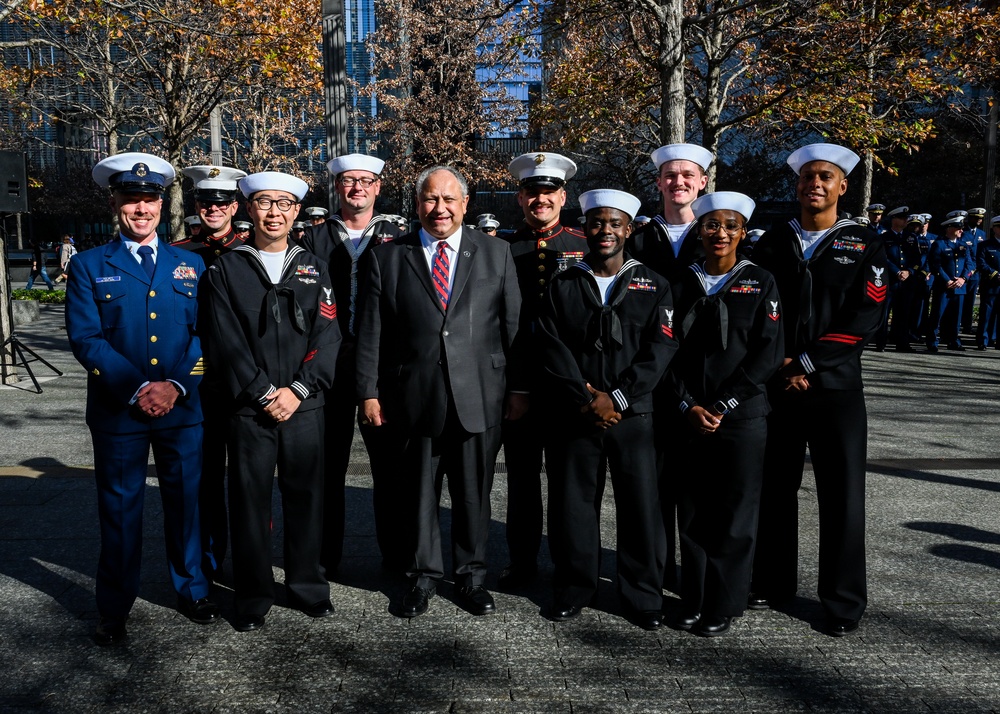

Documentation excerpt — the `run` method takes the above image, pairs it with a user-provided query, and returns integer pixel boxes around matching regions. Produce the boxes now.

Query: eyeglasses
[338,177,377,188]
[252,197,297,211]
[701,220,744,235]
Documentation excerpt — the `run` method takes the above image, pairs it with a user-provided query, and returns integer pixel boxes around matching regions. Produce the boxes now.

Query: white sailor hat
[865,203,886,213]
[509,152,578,188]
[234,221,252,231]
[747,229,765,242]
[921,213,932,222]
[182,165,247,202]
[650,143,713,172]
[906,214,923,225]
[945,210,968,220]
[854,216,870,226]
[968,207,987,217]
[326,153,385,176]
[886,206,909,218]
[786,143,860,176]
[183,215,201,226]
[691,191,756,222]
[239,172,309,201]
[579,189,642,220]
[304,206,329,218]
[991,215,1000,226]
[93,152,175,193]
[941,215,965,228]
[634,215,650,224]
[477,213,500,230]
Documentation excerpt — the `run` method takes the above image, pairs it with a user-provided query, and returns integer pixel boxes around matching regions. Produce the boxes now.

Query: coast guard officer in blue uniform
[66,152,217,646]
[925,215,975,352]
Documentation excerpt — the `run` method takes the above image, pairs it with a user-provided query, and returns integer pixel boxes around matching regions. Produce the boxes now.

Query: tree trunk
[657,0,686,144]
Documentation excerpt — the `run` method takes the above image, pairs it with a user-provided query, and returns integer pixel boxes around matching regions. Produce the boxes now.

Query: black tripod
[1,217,63,393]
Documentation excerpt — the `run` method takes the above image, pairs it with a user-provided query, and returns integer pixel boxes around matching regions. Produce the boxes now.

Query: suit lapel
[402,234,444,314]
[106,239,148,284]
[448,229,477,308]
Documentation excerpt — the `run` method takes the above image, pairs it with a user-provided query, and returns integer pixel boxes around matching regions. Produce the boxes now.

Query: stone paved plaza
[1,305,998,713]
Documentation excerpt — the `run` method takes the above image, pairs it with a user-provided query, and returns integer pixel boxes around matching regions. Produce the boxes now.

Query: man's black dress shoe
[497,564,537,590]
[401,585,435,618]
[234,614,266,632]
[550,603,582,622]
[94,618,127,646]
[695,615,732,637]
[747,593,770,610]
[178,597,221,624]
[635,611,663,631]
[672,611,701,631]
[298,599,335,618]
[977,344,987,351]
[895,344,914,353]
[947,343,966,351]
[457,585,496,615]
[926,344,939,353]
[826,617,860,637]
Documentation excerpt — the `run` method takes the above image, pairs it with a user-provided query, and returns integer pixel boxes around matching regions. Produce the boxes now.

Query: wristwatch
[711,400,730,416]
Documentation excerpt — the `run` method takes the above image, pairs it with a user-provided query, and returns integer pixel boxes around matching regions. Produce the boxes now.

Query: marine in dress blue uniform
[925,216,976,351]
[176,164,249,581]
[975,215,1000,349]
[499,152,587,589]
[66,152,216,646]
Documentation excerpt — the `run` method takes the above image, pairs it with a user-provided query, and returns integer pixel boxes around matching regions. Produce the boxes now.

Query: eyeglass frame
[337,176,379,188]
[700,219,746,235]
[251,197,299,211]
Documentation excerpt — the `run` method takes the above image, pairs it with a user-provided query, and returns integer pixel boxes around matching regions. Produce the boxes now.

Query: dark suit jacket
[66,237,205,432]
[356,228,521,437]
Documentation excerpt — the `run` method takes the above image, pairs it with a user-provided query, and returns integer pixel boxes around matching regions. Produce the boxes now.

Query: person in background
[924,215,975,352]
[26,238,55,290]
[54,234,77,283]
[477,213,500,236]
[975,215,1000,350]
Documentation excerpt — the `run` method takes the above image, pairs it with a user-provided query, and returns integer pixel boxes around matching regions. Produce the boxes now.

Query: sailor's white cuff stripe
[799,353,816,374]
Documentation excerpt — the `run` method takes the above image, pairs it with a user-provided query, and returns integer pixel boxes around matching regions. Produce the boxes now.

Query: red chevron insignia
[319,302,337,320]
[303,349,317,363]
[768,313,780,321]
[661,324,674,339]
[866,283,887,303]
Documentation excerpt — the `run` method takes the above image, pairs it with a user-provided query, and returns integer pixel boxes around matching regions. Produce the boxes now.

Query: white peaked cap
[183,215,201,225]
[945,210,968,219]
[941,216,965,228]
[508,152,578,186]
[304,207,329,217]
[650,143,714,172]
[579,189,642,220]
[786,143,860,176]
[239,172,309,201]
[92,152,175,190]
[181,165,247,191]
[691,191,756,222]
[886,206,909,218]
[990,215,1000,226]
[326,153,385,176]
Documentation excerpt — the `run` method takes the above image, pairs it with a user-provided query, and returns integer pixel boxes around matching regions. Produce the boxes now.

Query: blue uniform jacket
[977,237,1000,296]
[927,238,975,294]
[66,237,205,432]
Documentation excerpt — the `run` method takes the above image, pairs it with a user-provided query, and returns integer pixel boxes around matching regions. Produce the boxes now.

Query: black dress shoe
[497,564,538,590]
[298,599,335,618]
[94,618,128,646]
[457,585,496,615]
[926,344,939,353]
[635,611,663,631]
[874,346,885,352]
[401,585,435,618]
[695,615,732,637]
[826,617,860,637]
[672,611,701,631]
[747,593,770,610]
[977,344,987,351]
[947,343,966,351]
[550,603,583,621]
[894,344,914,353]
[234,614,266,632]
[178,597,221,624]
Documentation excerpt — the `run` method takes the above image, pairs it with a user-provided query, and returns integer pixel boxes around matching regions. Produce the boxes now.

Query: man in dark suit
[356,165,522,618]
[66,152,217,646]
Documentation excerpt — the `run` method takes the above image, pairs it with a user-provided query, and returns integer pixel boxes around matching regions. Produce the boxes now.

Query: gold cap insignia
[134,163,148,177]
[208,167,221,178]
[534,154,545,165]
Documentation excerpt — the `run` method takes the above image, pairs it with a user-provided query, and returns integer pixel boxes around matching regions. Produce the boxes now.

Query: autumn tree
[1,0,323,236]
[363,0,536,211]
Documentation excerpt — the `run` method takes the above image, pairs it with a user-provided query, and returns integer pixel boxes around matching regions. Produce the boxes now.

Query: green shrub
[12,289,67,304]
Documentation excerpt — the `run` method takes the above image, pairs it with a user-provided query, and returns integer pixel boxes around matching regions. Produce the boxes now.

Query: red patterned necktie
[432,240,450,311]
